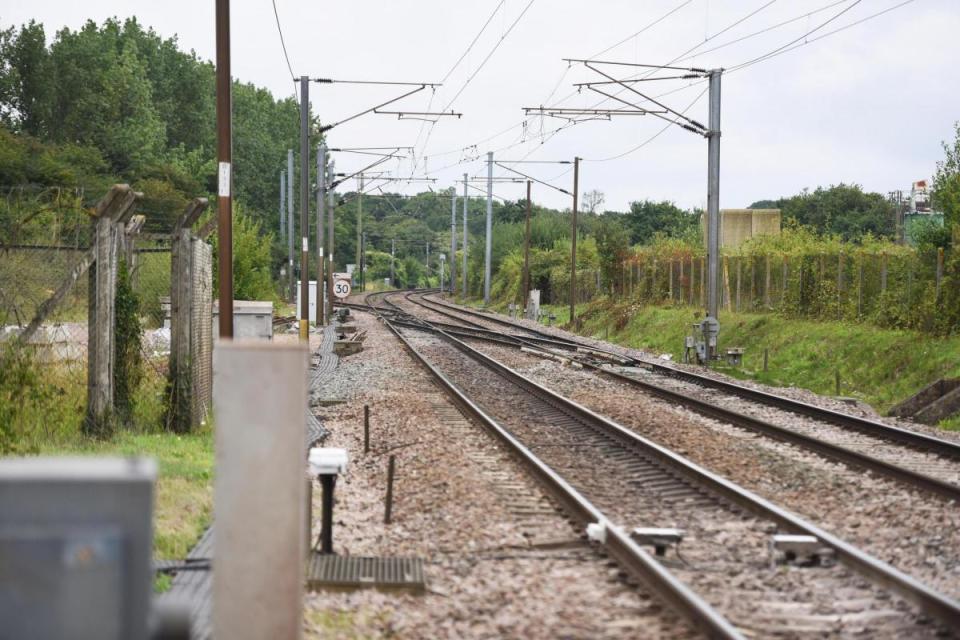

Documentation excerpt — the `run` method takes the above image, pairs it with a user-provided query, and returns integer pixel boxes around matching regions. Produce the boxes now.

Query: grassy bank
[40,429,214,560]
[5,352,215,591]
[462,295,960,428]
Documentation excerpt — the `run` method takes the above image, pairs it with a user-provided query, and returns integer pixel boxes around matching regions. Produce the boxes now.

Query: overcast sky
[9,1,960,211]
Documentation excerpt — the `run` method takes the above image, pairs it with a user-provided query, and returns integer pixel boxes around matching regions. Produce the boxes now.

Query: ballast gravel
[303,309,696,639]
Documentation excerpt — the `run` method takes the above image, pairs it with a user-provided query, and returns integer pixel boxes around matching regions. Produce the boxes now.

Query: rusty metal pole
[570,157,580,326]
[299,76,310,342]
[522,180,532,311]
[215,0,233,338]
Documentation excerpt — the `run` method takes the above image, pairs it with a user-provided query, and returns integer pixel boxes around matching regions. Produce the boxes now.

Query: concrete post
[85,185,139,435]
[213,342,307,640]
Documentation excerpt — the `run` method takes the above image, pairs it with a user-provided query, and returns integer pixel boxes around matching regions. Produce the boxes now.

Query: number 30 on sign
[333,280,352,299]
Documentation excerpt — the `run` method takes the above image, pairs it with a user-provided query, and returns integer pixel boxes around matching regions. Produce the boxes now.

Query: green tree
[750,184,893,240]
[212,208,277,302]
[624,200,698,244]
[593,217,630,292]
[933,121,960,231]
[0,21,52,136]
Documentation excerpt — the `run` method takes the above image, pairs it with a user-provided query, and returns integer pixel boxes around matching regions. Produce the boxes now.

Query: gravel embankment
[304,310,695,639]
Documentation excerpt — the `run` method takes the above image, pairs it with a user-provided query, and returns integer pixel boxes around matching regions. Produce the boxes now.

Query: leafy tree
[933,121,960,231]
[212,208,277,302]
[623,199,699,244]
[0,21,51,136]
[593,217,630,291]
[749,184,893,240]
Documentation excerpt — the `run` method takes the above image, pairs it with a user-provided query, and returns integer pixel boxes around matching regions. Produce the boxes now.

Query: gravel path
[304,310,695,639]
[398,326,950,638]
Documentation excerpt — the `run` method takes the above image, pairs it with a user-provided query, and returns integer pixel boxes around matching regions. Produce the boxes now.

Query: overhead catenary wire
[670,0,853,63]
[727,0,863,72]
[416,0,694,169]
[271,0,296,80]
[525,0,896,165]
[728,0,916,74]
[420,0,777,175]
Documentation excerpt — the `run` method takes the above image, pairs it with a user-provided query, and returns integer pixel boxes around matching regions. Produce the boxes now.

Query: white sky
[9,1,960,211]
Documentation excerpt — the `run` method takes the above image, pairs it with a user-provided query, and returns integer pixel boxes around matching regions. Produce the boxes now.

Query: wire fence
[0,185,205,451]
[557,244,953,333]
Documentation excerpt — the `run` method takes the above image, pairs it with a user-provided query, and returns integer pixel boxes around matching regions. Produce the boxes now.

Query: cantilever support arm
[319,85,427,133]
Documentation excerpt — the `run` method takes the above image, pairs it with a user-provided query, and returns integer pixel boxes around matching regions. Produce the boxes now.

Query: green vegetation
[0,17,298,279]
[0,337,212,567]
[546,298,960,420]
[749,183,893,240]
[39,429,214,562]
[111,258,144,431]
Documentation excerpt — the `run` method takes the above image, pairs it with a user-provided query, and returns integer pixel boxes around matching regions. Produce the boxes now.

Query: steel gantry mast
[316,142,327,326]
[462,173,468,298]
[527,58,719,356]
[449,190,457,293]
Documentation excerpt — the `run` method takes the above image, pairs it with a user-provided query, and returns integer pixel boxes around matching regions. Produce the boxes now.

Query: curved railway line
[375,290,960,502]
[339,289,960,638]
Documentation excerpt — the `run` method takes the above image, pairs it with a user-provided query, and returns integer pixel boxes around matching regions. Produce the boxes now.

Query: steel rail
[419,292,960,462]
[382,297,960,630]
[373,306,744,639]
[400,291,960,501]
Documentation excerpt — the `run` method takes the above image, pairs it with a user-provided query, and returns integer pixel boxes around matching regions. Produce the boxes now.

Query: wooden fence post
[937,247,944,300]
[679,257,685,305]
[857,254,864,318]
[722,256,732,312]
[737,256,743,313]
[781,254,788,308]
[668,259,674,301]
[699,257,705,307]
[880,252,888,293]
[764,253,772,309]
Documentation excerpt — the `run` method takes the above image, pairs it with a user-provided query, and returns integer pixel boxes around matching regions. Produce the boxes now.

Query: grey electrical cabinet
[0,457,156,640]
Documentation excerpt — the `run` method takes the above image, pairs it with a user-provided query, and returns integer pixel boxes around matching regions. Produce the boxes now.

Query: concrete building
[702,209,782,249]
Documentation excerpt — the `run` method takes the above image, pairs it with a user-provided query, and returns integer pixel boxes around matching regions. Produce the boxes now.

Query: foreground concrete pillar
[213,342,308,640]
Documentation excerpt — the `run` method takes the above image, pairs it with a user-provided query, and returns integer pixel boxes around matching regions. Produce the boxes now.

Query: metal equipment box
[0,457,156,640]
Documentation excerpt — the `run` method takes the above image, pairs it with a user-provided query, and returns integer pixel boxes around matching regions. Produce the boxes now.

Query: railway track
[386,290,960,502]
[358,292,960,638]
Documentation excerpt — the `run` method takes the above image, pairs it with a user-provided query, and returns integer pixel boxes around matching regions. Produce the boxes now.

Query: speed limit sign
[333,279,352,299]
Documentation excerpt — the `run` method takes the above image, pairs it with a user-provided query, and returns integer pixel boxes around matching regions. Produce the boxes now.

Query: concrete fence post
[166,198,209,433]
[85,185,140,435]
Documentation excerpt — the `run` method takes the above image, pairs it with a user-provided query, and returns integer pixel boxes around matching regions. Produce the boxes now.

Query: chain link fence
[1,185,211,451]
